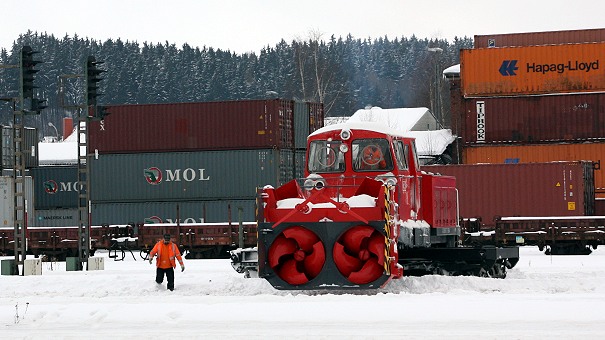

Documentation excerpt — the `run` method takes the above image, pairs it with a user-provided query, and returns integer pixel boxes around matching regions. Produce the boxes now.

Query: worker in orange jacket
[149,233,185,291]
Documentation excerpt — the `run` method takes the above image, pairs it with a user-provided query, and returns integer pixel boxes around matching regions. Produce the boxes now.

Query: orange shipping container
[462,143,605,197]
[461,42,605,97]
[474,28,605,48]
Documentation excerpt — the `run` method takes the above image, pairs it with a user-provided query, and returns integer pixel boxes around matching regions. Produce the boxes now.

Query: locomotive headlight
[304,174,326,191]
[340,129,352,141]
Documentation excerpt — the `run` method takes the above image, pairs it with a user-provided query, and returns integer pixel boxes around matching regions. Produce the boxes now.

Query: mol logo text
[44,180,82,194]
[144,167,210,185]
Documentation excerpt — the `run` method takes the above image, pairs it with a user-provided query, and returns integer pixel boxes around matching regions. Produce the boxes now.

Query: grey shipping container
[0,176,35,227]
[88,99,323,154]
[32,208,79,227]
[30,166,79,209]
[422,161,595,229]
[91,149,296,202]
[2,126,39,169]
[457,93,605,145]
[91,199,256,225]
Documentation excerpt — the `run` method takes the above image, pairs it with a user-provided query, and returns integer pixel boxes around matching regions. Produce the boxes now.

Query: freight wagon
[0,222,258,260]
[423,162,605,254]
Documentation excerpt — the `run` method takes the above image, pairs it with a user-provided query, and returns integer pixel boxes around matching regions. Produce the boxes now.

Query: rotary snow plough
[230,122,519,289]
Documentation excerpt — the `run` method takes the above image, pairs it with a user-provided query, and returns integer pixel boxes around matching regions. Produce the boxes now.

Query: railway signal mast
[13,46,46,274]
[76,56,109,269]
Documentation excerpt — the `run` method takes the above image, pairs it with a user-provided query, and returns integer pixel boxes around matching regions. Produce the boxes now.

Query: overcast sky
[2,0,604,54]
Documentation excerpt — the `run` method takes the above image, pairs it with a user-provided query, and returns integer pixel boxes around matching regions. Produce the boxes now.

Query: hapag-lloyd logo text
[43,180,82,194]
[144,167,210,185]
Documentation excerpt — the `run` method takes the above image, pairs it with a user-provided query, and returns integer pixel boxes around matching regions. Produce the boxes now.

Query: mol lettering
[60,182,82,192]
[165,168,210,182]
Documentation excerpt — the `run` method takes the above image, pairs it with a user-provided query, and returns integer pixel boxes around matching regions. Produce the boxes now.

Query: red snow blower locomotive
[230,122,519,290]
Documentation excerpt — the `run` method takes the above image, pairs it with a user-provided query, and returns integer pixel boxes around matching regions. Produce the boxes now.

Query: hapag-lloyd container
[90,148,296,202]
[422,162,595,229]
[461,142,605,197]
[88,99,323,154]
[474,28,605,48]
[461,42,605,97]
[459,93,605,144]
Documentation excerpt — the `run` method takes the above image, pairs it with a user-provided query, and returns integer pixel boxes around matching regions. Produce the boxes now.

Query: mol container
[91,199,256,225]
[30,166,79,209]
[458,93,605,144]
[474,28,605,48]
[422,162,595,229]
[88,99,323,154]
[461,42,605,97]
[461,142,605,197]
[90,149,296,202]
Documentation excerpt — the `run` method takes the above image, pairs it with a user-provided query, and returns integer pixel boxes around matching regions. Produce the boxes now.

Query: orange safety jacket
[149,241,184,269]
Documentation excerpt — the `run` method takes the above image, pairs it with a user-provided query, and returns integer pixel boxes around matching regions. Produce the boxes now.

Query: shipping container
[90,149,296,202]
[91,199,256,225]
[422,162,595,229]
[458,93,605,144]
[462,143,605,196]
[30,166,79,209]
[461,42,605,97]
[1,126,39,169]
[89,99,323,154]
[596,198,605,215]
[32,208,79,227]
[0,176,34,227]
[474,28,605,48]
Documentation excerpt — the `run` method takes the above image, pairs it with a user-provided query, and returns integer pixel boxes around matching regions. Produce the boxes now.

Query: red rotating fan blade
[283,226,320,252]
[368,231,386,266]
[304,241,326,278]
[348,258,384,285]
[279,258,309,285]
[333,242,363,277]
[341,226,374,254]
[268,235,298,268]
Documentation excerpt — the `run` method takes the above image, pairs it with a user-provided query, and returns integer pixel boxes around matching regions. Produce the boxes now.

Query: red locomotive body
[251,122,517,290]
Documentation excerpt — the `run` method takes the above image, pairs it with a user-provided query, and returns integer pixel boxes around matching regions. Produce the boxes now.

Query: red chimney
[63,117,74,140]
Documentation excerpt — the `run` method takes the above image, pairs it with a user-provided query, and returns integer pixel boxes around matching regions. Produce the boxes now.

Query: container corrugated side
[88,99,297,153]
[474,28,605,48]
[32,208,79,227]
[294,102,310,149]
[30,166,78,209]
[2,127,39,169]
[90,149,295,202]
[91,199,256,225]
[460,93,605,144]
[422,162,595,229]
[462,143,605,197]
[0,176,34,227]
[461,42,605,97]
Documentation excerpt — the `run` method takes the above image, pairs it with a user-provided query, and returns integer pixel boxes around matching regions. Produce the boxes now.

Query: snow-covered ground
[2,247,604,339]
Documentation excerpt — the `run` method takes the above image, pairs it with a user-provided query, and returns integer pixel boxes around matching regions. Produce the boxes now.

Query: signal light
[96,105,110,120]
[85,56,105,107]
[20,45,45,114]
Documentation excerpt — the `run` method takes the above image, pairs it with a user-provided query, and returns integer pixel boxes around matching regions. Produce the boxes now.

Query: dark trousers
[156,267,175,290]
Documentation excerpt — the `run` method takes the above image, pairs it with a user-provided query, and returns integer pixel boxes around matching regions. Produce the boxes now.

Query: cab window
[308,140,345,173]
[352,138,393,171]
[393,140,408,170]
